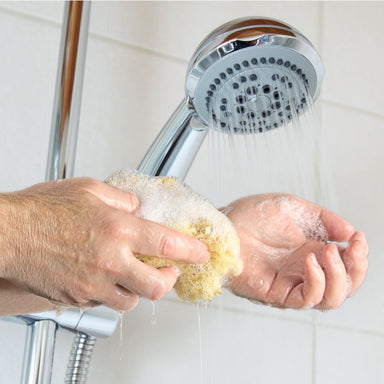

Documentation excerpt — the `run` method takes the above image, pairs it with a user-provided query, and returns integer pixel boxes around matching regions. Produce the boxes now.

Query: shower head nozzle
[185,17,324,133]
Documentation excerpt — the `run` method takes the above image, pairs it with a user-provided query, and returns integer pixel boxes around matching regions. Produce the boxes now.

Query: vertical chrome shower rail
[20,2,91,383]
[20,321,57,384]
[46,0,91,181]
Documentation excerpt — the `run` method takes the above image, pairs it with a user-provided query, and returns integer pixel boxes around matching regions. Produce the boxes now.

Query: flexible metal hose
[65,332,96,384]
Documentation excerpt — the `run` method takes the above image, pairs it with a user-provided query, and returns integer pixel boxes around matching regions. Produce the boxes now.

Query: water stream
[196,303,204,384]
[204,72,335,210]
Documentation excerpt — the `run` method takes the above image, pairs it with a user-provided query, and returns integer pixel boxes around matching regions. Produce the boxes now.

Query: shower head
[139,17,324,177]
[186,17,324,133]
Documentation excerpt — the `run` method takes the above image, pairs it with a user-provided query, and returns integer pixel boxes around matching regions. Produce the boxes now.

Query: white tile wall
[0,8,60,191]
[0,1,63,24]
[88,1,322,61]
[0,1,383,384]
[0,320,25,383]
[74,31,187,179]
[82,299,313,384]
[316,326,384,384]
[315,102,384,333]
[322,2,384,115]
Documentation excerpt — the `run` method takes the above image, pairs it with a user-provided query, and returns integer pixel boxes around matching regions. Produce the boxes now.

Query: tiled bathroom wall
[0,2,382,383]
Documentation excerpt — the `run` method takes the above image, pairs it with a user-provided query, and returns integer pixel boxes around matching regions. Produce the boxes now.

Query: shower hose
[65,332,96,384]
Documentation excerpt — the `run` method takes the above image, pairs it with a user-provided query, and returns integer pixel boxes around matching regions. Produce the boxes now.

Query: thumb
[88,181,140,214]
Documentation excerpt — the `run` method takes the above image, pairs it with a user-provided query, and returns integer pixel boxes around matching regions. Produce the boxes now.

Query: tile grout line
[316,320,384,339]
[321,98,384,120]
[0,4,61,29]
[312,312,318,384]
[88,30,189,65]
[0,4,189,66]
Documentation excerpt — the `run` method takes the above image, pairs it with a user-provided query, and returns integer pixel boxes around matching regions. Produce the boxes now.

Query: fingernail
[198,250,210,263]
[354,231,366,241]
[115,286,133,298]
[173,266,182,277]
[328,245,340,264]
[309,253,317,265]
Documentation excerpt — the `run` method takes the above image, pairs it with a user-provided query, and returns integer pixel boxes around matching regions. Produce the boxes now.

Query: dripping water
[196,303,204,384]
[119,311,124,361]
[150,301,157,326]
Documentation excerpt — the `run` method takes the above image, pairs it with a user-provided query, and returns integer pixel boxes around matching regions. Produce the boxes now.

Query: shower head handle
[138,98,208,179]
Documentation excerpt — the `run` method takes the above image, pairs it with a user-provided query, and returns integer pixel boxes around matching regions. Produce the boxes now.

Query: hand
[222,194,368,310]
[0,178,209,313]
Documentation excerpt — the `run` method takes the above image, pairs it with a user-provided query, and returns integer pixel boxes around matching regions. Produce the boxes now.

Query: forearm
[0,193,55,315]
[0,278,56,316]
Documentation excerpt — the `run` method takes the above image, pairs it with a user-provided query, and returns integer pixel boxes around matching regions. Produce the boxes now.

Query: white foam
[276,195,328,241]
[105,169,236,246]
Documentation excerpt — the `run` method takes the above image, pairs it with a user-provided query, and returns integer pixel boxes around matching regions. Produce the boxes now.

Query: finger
[298,252,325,308]
[87,180,140,214]
[317,243,348,310]
[318,207,355,242]
[285,253,325,308]
[264,272,296,308]
[118,258,179,301]
[96,284,140,312]
[127,215,210,264]
[343,231,369,297]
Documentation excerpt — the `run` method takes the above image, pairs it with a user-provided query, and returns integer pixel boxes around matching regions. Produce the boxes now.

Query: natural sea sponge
[105,169,243,303]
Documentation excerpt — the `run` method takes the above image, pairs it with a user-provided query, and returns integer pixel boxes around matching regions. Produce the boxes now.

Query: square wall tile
[0,10,61,191]
[0,320,26,383]
[322,102,384,239]
[322,2,384,115]
[316,326,384,384]
[90,1,322,61]
[0,1,64,24]
[88,299,313,384]
[74,35,187,180]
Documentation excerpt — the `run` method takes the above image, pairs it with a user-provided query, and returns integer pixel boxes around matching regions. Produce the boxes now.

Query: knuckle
[149,279,167,301]
[156,232,175,257]
[267,293,284,308]
[125,192,140,211]
[78,281,97,299]
[109,293,139,312]
[78,177,101,191]
[121,295,139,312]
[98,216,123,237]
[320,297,344,310]
[303,298,319,309]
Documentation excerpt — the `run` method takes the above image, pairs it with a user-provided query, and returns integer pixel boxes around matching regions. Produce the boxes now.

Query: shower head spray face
[186,17,324,133]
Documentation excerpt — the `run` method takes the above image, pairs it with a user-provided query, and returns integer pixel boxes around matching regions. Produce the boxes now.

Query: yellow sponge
[105,169,243,303]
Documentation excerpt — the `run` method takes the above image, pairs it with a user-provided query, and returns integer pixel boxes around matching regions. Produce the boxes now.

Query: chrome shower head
[186,17,324,133]
[139,17,324,177]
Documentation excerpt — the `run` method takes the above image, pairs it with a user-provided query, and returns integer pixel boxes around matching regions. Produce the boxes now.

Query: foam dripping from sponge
[105,169,243,303]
